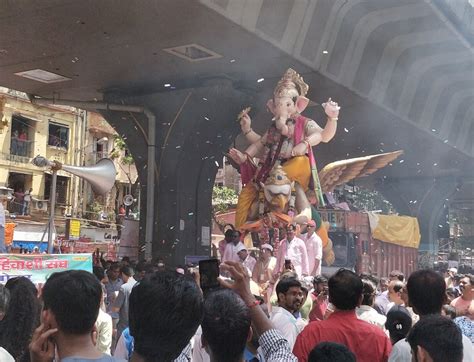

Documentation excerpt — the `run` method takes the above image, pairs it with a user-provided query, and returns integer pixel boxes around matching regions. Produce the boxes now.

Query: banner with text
[0,254,93,284]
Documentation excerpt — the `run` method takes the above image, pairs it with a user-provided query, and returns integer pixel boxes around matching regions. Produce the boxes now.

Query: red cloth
[308,293,328,322]
[293,310,392,362]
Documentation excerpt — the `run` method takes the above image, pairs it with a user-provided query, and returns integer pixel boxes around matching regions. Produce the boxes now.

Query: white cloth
[191,326,210,362]
[95,309,113,354]
[222,242,245,263]
[356,305,387,331]
[303,232,323,276]
[274,237,309,278]
[242,255,257,274]
[389,334,473,362]
[0,347,14,362]
[270,306,306,349]
[114,332,130,360]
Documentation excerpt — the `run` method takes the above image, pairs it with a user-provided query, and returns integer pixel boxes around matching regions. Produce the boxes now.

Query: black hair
[286,224,296,231]
[446,287,460,299]
[0,284,10,316]
[308,342,356,362]
[389,270,405,282]
[129,271,203,361]
[407,269,446,316]
[313,275,328,285]
[120,265,133,277]
[224,229,234,238]
[122,256,130,263]
[390,280,404,293]
[108,262,120,271]
[202,289,250,362]
[92,265,105,281]
[135,261,148,273]
[361,278,376,306]
[42,270,101,335]
[0,277,40,362]
[359,273,379,286]
[406,315,463,362]
[276,277,301,303]
[462,273,474,285]
[442,305,457,320]
[385,305,412,345]
[328,269,363,310]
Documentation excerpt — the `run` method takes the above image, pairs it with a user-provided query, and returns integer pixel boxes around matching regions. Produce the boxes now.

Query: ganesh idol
[228,68,340,229]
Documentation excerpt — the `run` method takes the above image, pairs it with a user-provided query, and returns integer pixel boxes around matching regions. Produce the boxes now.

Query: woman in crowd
[0,277,41,362]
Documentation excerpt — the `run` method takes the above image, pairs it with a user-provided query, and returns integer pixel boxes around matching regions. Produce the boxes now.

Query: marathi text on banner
[0,254,93,284]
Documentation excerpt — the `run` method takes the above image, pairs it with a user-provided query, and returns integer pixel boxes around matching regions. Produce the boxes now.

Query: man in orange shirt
[293,269,391,362]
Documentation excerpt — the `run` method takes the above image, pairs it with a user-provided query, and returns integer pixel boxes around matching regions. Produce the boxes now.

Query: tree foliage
[212,186,238,214]
[110,135,134,165]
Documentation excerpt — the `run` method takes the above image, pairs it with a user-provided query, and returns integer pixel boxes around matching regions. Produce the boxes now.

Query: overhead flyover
[0,0,472,261]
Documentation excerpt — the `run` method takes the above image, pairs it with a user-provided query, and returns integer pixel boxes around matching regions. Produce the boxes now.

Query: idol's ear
[295,96,310,113]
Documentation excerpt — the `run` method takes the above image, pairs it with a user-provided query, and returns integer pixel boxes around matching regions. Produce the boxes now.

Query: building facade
[0,88,137,219]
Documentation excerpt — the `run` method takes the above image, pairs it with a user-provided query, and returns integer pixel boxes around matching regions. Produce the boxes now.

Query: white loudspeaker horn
[62,159,117,195]
[123,194,134,206]
[32,156,117,195]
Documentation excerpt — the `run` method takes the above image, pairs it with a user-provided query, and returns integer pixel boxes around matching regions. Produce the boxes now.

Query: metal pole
[48,170,58,254]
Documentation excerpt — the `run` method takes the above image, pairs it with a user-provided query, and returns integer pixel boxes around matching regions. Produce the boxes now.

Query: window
[48,122,69,149]
[326,232,356,268]
[44,174,69,205]
[10,115,34,158]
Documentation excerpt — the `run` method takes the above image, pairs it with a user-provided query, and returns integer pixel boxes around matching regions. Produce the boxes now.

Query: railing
[10,138,34,158]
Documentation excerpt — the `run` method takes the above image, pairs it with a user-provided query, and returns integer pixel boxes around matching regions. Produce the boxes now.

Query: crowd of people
[0,222,472,361]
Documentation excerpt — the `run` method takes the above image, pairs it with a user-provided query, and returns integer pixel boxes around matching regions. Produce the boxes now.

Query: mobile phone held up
[199,259,220,292]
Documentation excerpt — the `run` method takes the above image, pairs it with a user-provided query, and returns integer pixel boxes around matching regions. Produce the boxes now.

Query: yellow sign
[70,219,81,239]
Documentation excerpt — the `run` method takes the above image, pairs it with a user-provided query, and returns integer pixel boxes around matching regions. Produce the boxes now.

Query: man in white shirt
[222,230,244,264]
[236,244,256,275]
[302,220,322,276]
[270,277,306,349]
[274,224,309,279]
[386,280,405,313]
[389,269,473,362]
[356,278,386,330]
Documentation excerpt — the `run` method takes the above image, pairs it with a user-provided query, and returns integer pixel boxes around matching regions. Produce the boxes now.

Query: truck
[319,210,419,277]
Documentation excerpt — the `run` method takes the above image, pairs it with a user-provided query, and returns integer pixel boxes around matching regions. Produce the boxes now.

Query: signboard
[318,210,346,231]
[0,253,93,284]
[201,226,210,246]
[81,227,119,243]
[118,219,139,260]
[69,219,81,239]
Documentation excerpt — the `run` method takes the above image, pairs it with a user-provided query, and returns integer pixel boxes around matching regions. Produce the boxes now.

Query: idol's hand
[291,142,308,157]
[228,148,247,165]
[240,112,252,133]
[322,98,340,119]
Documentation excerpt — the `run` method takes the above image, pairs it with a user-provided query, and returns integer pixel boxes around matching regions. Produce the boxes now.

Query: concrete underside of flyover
[100,82,251,263]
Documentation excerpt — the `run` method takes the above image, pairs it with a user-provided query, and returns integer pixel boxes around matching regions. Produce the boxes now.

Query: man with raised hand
[219,261,297,361]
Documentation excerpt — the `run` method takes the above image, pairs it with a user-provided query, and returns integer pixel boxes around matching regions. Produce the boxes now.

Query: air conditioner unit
[31,198,48,212]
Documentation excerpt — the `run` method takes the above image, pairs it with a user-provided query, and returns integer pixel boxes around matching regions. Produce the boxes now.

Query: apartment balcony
[0,138,34,164]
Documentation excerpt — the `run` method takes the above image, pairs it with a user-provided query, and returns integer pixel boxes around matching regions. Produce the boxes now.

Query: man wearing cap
[236,244,257,275]
[302,220,323,276]
[252,244,277,302]
[274,224,309,279]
